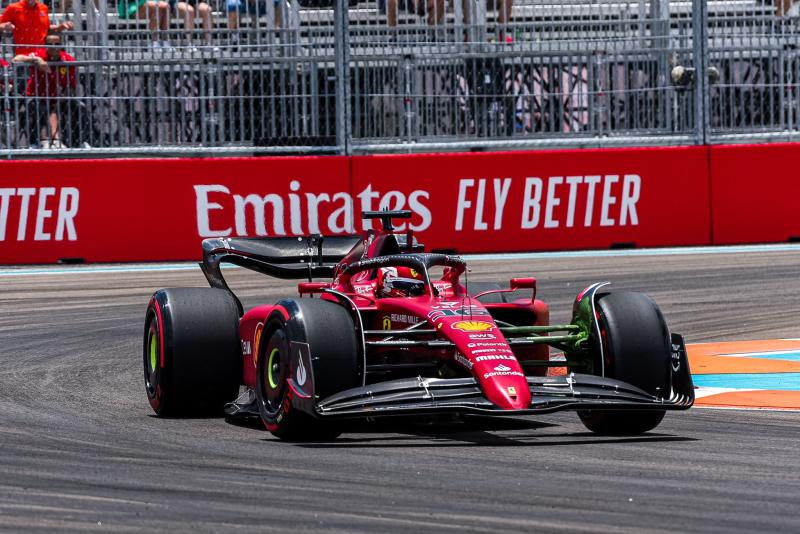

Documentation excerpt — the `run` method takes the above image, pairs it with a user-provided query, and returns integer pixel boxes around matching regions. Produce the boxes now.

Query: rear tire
[256,298,360,441]
[143,288,241,417]
[577,292,670,435]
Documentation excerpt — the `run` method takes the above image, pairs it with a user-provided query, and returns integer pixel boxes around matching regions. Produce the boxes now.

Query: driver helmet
[376,267,425,298]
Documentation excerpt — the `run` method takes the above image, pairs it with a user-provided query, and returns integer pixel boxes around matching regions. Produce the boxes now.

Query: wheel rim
[260,330,288,415]
[149,333,157,375]
[267,347,280,390]
[143,318,159,398]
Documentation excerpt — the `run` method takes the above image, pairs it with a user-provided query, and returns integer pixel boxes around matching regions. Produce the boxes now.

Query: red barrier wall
[0,145,719,264]
[0,157,351,263]
[351,147,712,252]
[710,143,800,244]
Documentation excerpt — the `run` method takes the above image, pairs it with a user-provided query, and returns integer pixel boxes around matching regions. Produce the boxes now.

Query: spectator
[0,0,73,56]
[384,0,445,27]
[176,0,213,45]
[14,32,85,148]
[776,0,800,17]
[117,0,172,48]
[227,0,282,47]
[462,0,512,41]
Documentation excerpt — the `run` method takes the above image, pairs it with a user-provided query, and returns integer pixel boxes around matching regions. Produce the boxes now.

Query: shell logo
[451,320,494,332]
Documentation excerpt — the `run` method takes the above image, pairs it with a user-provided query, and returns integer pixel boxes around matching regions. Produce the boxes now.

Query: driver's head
[376,267,425,298]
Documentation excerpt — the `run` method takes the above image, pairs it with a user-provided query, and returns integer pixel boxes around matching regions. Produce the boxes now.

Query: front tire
[577,292,670,435]
[143,288,241,417]
[256,298,360,441]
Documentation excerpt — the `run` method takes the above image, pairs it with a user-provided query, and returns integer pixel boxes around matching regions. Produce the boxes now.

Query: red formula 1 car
[143,211,693,440]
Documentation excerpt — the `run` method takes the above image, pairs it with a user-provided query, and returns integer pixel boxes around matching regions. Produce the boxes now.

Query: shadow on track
[252,416,700,448]
[294,433,696,448]
[225,416,269,431]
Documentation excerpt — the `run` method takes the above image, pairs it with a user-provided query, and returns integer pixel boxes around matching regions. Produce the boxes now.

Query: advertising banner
[0,157,351,263]
[710,143,800,244]
[1,147,714,264]
[351,147,712,252]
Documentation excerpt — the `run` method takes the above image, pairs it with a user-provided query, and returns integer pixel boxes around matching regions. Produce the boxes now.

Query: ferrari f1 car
[143,210,693,440]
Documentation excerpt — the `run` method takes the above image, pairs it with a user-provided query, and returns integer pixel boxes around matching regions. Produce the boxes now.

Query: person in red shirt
[0,0,73,56]
[14,32,83,148]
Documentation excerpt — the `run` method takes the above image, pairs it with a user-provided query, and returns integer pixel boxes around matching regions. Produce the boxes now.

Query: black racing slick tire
[578,292,670,435]
[256,298,360,441]
[143,288,241,417]
[469,282,509,304]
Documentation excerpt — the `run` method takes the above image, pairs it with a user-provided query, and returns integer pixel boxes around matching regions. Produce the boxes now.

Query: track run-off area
[1,244,799,532]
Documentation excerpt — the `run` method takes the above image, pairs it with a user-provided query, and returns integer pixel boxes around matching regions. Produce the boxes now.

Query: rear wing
[200,235,360,312]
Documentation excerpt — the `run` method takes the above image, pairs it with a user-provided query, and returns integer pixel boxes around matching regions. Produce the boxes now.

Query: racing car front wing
[285,333,694,419]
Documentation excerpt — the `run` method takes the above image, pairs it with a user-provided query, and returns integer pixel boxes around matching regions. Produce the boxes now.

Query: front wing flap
[289,334,694,418]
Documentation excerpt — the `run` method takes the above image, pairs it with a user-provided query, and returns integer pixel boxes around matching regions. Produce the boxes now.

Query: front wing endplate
[288,333,694,419]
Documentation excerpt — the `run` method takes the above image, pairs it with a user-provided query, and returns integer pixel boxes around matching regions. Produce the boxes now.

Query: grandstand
[0,0,797,156]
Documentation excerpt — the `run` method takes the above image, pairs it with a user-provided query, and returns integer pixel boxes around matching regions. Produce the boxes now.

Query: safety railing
[0,0,797,157]
[0,53,339,154]
[704,3,800,142]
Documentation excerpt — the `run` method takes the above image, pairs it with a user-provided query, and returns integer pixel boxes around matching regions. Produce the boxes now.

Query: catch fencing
[0,0,798,156]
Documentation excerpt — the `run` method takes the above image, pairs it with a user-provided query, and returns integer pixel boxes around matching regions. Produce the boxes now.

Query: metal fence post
[692,0,709,145]
[334,0,351,155]
[204,59,220,146]
[649,0,671,133]
[99,0,109,61]
[401,55,417,143]
[3,67,11,158]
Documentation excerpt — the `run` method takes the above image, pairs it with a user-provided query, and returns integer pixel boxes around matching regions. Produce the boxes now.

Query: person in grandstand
[227,0,283,47]
[117,0,172,48]
[776,0,800,17]
[175,0,213,46]
[0,0,73,56]
[383,0,445,28]
[460,0,512,42]
[14,32,87,149]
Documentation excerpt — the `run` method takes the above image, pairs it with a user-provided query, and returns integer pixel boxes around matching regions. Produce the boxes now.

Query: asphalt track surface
[2,249,800,532]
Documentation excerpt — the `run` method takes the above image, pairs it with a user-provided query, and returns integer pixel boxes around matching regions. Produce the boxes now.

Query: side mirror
[298,282,329,295]
[510,278,536,290]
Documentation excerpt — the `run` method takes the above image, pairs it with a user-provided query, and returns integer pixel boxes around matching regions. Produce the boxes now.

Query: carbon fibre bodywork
[284,333,694,419]
[192,211,693,425]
